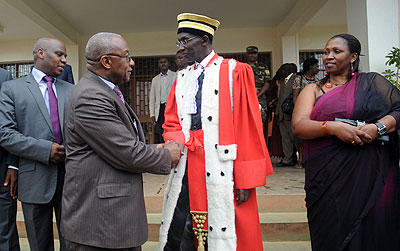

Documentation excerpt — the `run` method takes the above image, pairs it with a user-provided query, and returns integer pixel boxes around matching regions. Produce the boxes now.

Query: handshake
[157,141,184,168]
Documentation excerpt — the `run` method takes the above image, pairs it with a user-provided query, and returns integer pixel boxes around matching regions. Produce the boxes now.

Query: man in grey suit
[0,38,74,251]
[149,57,175,143]
[0,67,20,251]
[61,32,181,251]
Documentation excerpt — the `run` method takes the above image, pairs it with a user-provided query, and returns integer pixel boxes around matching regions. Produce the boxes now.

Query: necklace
[325,81,346,89]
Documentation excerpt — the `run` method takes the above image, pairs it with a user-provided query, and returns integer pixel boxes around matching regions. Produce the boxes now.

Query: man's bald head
[85,32,122,62]
[33,37,67,77]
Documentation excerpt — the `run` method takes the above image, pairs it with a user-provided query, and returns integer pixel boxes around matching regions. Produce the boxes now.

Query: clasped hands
[157,141,184,168]
[329,122,378,146]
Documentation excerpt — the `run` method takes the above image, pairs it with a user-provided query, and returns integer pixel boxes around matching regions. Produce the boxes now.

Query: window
[0,61,34,79]
[299,51,325,80]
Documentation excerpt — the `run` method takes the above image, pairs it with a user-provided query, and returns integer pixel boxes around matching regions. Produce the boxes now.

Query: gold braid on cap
[177,13,220,36]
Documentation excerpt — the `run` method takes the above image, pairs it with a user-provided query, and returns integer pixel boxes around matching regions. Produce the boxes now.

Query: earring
[351,63,355,77]
[324,72,328,76]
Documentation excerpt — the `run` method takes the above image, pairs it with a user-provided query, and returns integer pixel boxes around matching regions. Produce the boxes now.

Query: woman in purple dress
[292,34,400,251]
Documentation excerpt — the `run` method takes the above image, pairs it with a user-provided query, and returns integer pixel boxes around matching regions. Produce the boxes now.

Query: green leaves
[383,47,400,89]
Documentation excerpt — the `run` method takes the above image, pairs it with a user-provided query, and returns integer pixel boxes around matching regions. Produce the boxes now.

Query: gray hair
[85,32,122,61]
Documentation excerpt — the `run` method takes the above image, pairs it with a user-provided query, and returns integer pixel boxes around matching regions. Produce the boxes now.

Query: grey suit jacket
[0,73,74,203]
[0,68,17,185]
[61,71,171,249]
[149,69,175,119]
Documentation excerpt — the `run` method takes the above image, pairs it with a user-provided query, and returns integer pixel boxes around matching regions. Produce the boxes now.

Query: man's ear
[37,49,45,60]
[100,56,112,70]
[201,35,210,46]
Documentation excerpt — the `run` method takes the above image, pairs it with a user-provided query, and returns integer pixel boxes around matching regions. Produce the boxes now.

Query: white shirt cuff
[8,165,18,170]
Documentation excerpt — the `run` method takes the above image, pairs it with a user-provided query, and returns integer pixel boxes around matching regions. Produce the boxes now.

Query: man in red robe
[159,13,274,251]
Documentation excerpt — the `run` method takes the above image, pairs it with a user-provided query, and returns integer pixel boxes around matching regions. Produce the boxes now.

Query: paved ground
[143,164,306,197]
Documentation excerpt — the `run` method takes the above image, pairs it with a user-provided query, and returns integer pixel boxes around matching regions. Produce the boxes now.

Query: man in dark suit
[0,38,74,251]
[0,67,20,251]
[56,64,74,84]
[61,32,181,251]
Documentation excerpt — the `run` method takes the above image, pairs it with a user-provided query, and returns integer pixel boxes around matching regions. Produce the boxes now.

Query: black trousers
[22,165,66,251]
[0,182,20,251]
[164,165,208,251]
[156,103,166,143]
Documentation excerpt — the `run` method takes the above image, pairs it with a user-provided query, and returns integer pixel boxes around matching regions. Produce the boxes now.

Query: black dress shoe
[277,161,292,167]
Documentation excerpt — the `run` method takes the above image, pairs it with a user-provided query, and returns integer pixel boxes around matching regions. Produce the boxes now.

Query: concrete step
[144,194,306,214]
[146,212,309,242]
[19,238,311,251]
[16,211,309,242]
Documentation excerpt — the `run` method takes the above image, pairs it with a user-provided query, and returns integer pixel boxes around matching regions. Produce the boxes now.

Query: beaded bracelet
[321,121,329,136]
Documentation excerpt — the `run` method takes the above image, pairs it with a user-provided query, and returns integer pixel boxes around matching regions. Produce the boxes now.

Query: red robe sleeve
[232,62,274,189]
[162,78,185,146]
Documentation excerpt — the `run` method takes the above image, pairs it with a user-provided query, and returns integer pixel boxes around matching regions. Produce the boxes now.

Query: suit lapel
[88,72,144,142]
[124,103,145,142]
[55,80,66,132]
[26,74,53,134]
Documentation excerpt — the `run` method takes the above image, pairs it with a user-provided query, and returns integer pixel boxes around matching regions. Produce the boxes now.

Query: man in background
[0,67,19,251]
[246,46,271,139]
[149,57,175,143]
[57,64,74,84]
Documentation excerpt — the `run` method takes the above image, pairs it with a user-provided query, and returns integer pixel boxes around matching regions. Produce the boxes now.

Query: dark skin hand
[236,189,252,205]
[49,143,65,163]
[163,141,183,168]
[4,168,18,199]
[151,116,156,126]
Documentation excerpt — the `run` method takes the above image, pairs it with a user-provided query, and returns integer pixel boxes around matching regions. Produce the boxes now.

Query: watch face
[376,122,387,135]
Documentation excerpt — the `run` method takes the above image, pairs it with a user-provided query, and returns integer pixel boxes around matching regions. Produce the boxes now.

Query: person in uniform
[158,13,273,251]
[246,46,270,125]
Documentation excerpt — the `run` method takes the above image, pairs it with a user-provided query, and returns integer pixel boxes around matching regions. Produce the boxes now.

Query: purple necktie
[113,86,125,104]
[44,76,63,144]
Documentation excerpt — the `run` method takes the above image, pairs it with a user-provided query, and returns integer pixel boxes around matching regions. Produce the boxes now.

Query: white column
[281,34,299,67]
[346,0,399,73]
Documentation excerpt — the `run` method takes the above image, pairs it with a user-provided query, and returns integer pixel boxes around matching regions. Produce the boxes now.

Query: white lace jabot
[184,50,215,114]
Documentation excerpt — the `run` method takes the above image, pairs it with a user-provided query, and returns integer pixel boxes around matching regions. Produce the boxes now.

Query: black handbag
[281,93,294,114]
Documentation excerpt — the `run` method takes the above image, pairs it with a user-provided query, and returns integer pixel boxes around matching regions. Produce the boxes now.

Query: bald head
[33,37,67,77]
[85,32,122,61]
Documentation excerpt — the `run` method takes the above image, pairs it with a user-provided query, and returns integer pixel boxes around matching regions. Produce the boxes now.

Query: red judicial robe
[159,54,273,251]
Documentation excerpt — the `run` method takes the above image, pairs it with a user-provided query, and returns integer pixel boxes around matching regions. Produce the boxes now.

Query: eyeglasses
[104,54,133,61]
[89,53,133,62]
[176,36,198,48]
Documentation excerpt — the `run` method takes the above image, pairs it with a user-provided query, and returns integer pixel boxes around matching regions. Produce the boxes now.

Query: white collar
[31,67,50,84]
[196,50,215,69]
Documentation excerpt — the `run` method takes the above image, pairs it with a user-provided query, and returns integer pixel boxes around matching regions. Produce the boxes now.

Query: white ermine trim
[216,144,237,161]
[228,59,237,110]
[158,149,188,251]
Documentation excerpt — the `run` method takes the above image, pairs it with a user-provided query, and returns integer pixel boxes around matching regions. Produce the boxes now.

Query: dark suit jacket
[57,64,74,84]
[0,68,17,186]
[0,73,74,203]
[61,71,171,248]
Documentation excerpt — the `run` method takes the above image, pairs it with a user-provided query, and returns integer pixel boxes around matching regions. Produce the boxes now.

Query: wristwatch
[375,122,387,136]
